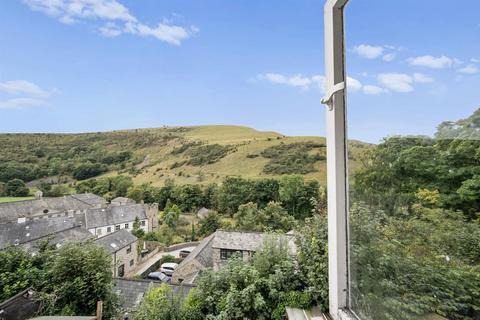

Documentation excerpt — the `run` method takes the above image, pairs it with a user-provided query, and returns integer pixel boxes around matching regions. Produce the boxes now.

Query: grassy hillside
[0,125,369,187]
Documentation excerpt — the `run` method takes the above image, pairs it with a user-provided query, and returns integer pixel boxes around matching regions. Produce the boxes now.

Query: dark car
[179,249,191,258]
[147,272,171,283]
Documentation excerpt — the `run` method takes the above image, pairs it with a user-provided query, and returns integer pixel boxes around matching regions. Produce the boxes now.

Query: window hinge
[321,81,345,109]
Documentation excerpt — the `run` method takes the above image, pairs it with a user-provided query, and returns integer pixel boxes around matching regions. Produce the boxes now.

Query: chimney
[35,190,43,200]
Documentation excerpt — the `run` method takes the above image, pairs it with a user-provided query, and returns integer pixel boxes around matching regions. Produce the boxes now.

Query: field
[0,197,34,203]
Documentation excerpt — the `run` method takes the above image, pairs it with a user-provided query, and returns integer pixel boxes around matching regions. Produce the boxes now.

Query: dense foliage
[0,242,118,318]
[4,179,30,196]
[136,239,315,320]
[350,109,480,320]
[0,130,181,183]
[261,142,326,175]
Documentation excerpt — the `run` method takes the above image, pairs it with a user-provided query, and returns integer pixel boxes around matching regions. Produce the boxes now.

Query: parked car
[179,249,191,258]
[160,262,178,276]
[147,271,171,283]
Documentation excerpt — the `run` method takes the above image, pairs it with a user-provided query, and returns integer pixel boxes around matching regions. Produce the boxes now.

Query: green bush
[73,162,107,180]
[261,142,325,175]
[186,144,234,166]
[5,179,30,197]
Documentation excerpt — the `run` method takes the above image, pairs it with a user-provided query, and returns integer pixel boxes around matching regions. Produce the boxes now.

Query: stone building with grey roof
[95,229,138,277]
[85,204,152,238]
[172,230,296,284]
[0,216,93,251]
[0,193,106,224]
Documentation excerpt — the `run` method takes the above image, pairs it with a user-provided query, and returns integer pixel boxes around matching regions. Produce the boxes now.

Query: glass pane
[346,1,480,319]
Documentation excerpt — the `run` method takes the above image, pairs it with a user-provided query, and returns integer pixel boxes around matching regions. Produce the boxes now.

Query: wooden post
[96,301,103,320]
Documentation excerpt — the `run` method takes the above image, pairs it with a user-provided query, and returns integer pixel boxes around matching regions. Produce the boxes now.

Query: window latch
[321,81,345,108]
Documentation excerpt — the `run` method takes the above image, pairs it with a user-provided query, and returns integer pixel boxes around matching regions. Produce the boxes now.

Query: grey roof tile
[85,204,147,229]
[94,229,137,254]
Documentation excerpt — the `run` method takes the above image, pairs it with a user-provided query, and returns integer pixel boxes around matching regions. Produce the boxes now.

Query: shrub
[5,179,30,197]
[261,142,325,175]
[72,162,107,180]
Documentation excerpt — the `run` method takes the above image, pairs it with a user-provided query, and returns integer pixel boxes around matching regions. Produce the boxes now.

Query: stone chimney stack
[34,190,43,200]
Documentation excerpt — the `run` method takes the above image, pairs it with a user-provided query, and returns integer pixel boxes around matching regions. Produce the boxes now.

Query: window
[115,225,120,231]
[126,245,131,254]
[117,264,125,278]
[220,249,242,260]
[107,226,111,233]
[124,223,129,229]
[129,259,134,266]
[96,228,102,236]
[325,1,480,319]
[141,220,146,226]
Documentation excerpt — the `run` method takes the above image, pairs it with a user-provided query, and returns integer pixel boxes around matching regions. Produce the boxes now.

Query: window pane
[346,1,480,319]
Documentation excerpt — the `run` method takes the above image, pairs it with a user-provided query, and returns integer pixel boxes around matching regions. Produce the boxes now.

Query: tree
[132,216,145,238]
[127,183,156,203]
[234,202,261,231]
[0,242,119,319]
[161,203,181,230]
[259,202,295,232]
[217,177,253,215]
[155,179,175,210]
[203,183,219,210]
[279,176,319,220]
[171,184,204,212]
[296,212,329,310]
[0,181,6,196]
[198,211,221,237]
[189,238,309,320]
[135,284,184,320]
[40,242,118,317]
[72,162,107,180]
[6,179,30,197]
[251,179,280,208]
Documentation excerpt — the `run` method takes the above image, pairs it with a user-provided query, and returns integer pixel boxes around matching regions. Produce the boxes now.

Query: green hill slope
[0,125,369,186]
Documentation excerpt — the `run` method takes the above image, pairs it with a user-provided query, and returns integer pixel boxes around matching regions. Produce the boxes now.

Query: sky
[0,0,479,143]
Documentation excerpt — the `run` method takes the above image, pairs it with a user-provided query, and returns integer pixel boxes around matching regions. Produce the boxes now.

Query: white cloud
[257,73,313,90]
[471,58,480,63]
[382,53,396,62]
[412,73,434,83]
[0,98,48,109]
[408,55,454,69]
[311,75,326,93]
[377,72,434,93]
[0,80,51,98]
[458,64,479,74]
[347,77,362,92]
[353,44,384,59]
[362,85,385,95]
[99,22,122,37]
[378,73,414,93]
[23,0,197,45]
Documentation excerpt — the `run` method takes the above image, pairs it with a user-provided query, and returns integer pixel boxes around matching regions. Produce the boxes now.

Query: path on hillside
[128,246,197,277]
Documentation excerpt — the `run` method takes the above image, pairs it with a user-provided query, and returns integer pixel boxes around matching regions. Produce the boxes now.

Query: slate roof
[211,230,265,251]
[0,217,93,251]
[175,230,297,281]
[95,229,137,254]
[177,233,215,271]
[114,278,193,311]
[110,197,136,206]
[85,204,147,229]
[0,288,39,320]
[0,193,106,223]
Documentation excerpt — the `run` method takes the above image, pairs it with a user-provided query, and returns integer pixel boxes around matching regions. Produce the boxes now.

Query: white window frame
[322,0,357,319]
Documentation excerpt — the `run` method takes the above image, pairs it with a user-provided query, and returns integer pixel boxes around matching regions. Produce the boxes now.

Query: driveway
[128,246,197,277]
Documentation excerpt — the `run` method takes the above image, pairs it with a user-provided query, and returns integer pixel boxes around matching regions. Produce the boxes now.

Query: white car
[160,262,178,276]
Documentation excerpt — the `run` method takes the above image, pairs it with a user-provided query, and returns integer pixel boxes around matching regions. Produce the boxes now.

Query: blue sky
[0,0,478,143]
